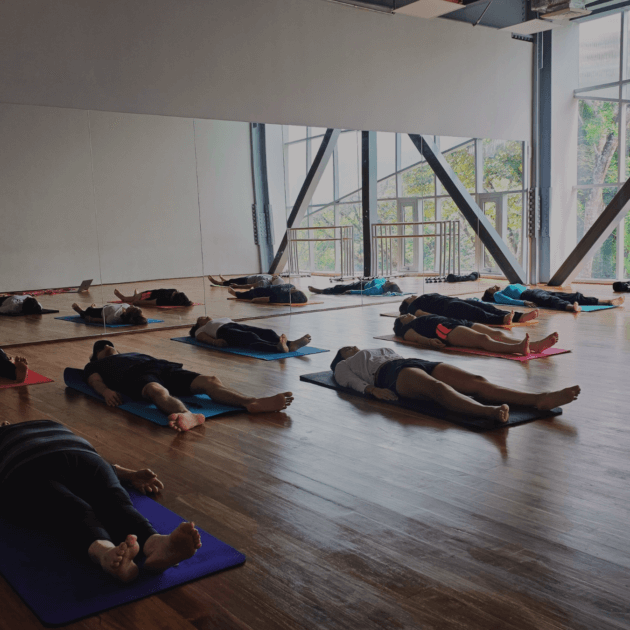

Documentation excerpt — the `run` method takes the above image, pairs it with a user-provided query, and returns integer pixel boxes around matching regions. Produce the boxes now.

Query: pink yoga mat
[379,312,539,328]
[373,334,570,362]
[108,300,202,308]
[0,370,54,389]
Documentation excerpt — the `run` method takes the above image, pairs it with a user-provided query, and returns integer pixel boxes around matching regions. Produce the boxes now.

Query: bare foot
[208,276,223,286]
[276,334,289,353]
[514,334,530,355]
[502,311,514,325]
[488,404,510,423]
[71,303,82,314]
[610,296,625,306]
[245,392,294,413]
[0,421,10,427]
[308,286,323,294]
[90,535,140,582]
[114,289,125,301]
[167,412,205,432]
[144,522,202,572]
[569,302,581,313]
[288,334,311,352]
[227,287,237,297]
[519,309,539,323]
[535,386,581,410]
[529,332,559,354]
[13,357,28,383]
[220,275,228,282]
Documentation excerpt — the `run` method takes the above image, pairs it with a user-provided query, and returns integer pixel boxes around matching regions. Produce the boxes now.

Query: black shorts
[130,364,200,398]
[376,358,442,393]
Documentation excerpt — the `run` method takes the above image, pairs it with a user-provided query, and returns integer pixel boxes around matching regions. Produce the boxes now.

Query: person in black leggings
[114,288,193,307]
[0,419,202,582]
[399,293,538,326]
[189,316,312,353]
[227,285,308,304]
[0,349,28,382]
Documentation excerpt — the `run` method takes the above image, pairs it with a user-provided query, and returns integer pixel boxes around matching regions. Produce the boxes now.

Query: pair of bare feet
[276,333,312,353]
[512,332,559,356]
[89,522,202,582]
[486,385,582,423]
[502,310,539,325]
[4,355,28,382]
[167,392,295,432]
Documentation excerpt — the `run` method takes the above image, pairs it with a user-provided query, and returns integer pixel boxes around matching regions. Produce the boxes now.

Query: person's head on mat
[189,315,212,337]
[170,291,192,307]
[120,305,148,326]
[383,281,402,294]
[22,296,43,314]
[393,314,416,337]
[482,286,502,302]
[330,346,360,373]
[90,339,117,362]
[399,295,417,315]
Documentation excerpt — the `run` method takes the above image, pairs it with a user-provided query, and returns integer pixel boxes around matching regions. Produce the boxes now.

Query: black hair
[393,317,405,338]
[388,283,402,294]
[171,291,192,307]
[330,349,346,374]
[90,339,114,362]
[290,290,308,304]
[189,322,201,337]
[613,281,629,292]
[481,289,495,302]
[120,306,148,326]
[22,297,42,314]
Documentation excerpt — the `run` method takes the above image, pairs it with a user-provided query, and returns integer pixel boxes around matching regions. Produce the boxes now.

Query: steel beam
[250,123,275,270]
[268,129,341,274]
[538,30,552,282]
[408,134,527,284]
[548,176,630,285]
[362,131,378,277]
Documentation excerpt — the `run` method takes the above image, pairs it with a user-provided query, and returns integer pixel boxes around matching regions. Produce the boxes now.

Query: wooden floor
[1,279,629,629]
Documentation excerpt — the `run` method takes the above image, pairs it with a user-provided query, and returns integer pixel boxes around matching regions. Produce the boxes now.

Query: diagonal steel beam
[268,128,341,274]
[548,177,630,286]
[408,134,527,284]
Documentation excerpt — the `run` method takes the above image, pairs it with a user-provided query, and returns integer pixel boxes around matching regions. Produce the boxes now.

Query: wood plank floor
[1,280,629,629]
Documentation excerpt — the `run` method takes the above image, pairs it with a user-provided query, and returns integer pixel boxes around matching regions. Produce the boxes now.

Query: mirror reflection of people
[330,346,580,424]
[227,285,308,304]
[84,340,294,431]
[482,284,624,312]
[189,316,311,353]
[393,313,558,356]
[0,419,202,583]
[399,293,538,326]
[309,278,402,296]
[72,303,148,326]
[208,274,284,289]
[114,288,193,307]
[0,294,43,315]
[0,349,28,382]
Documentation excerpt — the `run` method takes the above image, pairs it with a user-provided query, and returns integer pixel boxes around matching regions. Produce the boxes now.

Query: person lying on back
[208,274,285,289]
[114,288,193,307]
[227,285,308,304]
[309,277,402,296]
[72,302,148,326]
[0,295,42,315]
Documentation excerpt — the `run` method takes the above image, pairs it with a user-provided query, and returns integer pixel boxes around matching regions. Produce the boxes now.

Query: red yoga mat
[0,370,54,389]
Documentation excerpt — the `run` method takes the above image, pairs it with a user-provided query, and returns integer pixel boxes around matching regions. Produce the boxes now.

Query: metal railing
[287,225,355,278]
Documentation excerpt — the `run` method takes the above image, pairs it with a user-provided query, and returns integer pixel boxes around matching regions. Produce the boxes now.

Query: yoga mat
[300,371,561,432]
[227,298,323,306]
[64,368,240,426]
[1,308,59,316]
[56,315,163,327]
[0,370,53,389]
[374,335,571,362]
[0,488,245,626]
[171,336,329,361]
[108,300,202,308]
[379,312,540,327]
[579,305,619,312]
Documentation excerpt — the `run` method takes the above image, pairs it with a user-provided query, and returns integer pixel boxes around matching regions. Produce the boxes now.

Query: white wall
[0,104,259,292]
[550,25,579,277]
[266,125,291,249]
[0,0,532,141]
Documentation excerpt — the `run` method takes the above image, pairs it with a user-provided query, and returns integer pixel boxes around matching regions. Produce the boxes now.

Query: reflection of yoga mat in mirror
[171,336,329,361]
[226,298,323,306]
[56,316,164,327]
[64,368,240,426]
[300,371,562,432]
[0,488,245,626]
[0,371,53,389]
[379,312,540,328]
[108,300,203,308]
[374,334,570,361]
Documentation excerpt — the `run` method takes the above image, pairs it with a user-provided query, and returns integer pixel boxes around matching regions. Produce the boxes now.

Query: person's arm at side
[84,315,104,324]
[196,331,228,347]
[111,464,164,494]
[230,283,255,289]
[87,373,123,406]
[492,291,527,307]
[404,329,446,349]
[251,297,271,303]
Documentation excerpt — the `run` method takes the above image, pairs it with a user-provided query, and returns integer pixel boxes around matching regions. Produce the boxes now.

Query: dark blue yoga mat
[171,336,329,361]
[300,371,562,432]
[0,489,245,626]
[64,368,241,426]
[56,315,163,327]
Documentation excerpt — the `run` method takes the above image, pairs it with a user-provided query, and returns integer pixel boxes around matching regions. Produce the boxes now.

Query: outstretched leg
[208,275,229,286]
[446,326,530,355]
[141,382,205,432]
[430,363,581,410]
[600,296,625,306]
[471,323,558,353]
[190,375,293,413]
[114,288,142,304]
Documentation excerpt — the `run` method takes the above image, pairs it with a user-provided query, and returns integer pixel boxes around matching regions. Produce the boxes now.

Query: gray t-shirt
[246,275,284,288]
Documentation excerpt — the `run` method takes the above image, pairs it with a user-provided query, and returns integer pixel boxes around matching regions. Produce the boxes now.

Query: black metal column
[361,130,378,277]
[539,29,552,282]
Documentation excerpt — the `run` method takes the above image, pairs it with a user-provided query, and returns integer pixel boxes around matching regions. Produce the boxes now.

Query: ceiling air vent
[531,0,591,20]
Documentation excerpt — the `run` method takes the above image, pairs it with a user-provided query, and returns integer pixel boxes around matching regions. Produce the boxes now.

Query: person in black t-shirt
[399,293,539,326]
[0,419,202,582]
[227,284,308,304]
[114,288,193,307]
[393,313,559,356]
[83,340,294,432]
[0,348,28,382]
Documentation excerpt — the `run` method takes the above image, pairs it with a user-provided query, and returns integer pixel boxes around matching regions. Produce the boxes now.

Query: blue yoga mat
[0,489,245,626]
[64,368,241,426]
[171,336,329,361]
[56,315,163,327]
[579,305,619,312]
